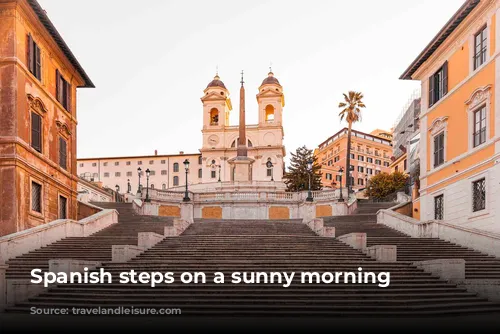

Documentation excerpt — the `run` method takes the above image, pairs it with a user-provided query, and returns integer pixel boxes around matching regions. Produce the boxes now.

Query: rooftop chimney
[179,151,184,155]
[154,150,158,156]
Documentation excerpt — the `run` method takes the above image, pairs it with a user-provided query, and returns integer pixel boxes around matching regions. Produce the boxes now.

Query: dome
[206,74,226,89]
[261,71,281,86]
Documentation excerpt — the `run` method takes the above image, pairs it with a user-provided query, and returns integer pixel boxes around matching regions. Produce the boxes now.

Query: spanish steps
[4,201,500,316]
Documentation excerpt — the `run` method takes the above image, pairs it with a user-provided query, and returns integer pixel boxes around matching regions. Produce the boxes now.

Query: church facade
[77,71,286,192]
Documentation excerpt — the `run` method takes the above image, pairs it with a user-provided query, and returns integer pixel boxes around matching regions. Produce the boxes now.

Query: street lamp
[306,158,313,202]
[217,164,221,182]
[137,167,142,195]
[127,179,131,193]
[338,167,344,202]
[115,184,120,202]
[183,159,190,202]
[144,168,151,202]
[266,160,274,181]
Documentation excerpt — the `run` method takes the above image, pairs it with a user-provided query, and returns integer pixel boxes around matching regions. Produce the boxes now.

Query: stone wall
[77,201,102,220]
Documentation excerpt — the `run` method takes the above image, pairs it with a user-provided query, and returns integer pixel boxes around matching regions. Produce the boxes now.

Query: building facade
[0,0,93,236]
[401,0,500,231]
[315,128,393,191]
[77,71,286,192]
[77,178,114,203]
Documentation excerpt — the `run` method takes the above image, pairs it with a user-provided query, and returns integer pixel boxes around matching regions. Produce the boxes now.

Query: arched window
[265,105,275,122]
[151,184,154,189]
[210,108,219,125]
[198,168,202,178]
[173,162,179,172]
[231,139,253,148]
[162,184,166,190]
[198,156,202,164]
[173,176,179,186]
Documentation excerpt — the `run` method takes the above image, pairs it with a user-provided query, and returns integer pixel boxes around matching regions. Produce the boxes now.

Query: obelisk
[229,70,254,182]
[237,70,247,157]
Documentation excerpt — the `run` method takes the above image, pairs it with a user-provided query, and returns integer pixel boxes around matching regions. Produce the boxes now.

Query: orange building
[0,0,93,236]
[316,128,393,191]
[401,0,499,231]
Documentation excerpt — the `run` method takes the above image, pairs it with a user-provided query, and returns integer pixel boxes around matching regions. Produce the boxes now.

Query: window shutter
[433,136,438,166]
[31,113,41,152]
[442,61,448,95]
[59,137,67,169]
[67,83,72,112]
[35,45,41,80]
[428,75,435,107]
[27,34,34,74]
[56,69,61,103]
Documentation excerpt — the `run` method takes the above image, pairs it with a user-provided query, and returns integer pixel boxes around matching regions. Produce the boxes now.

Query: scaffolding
[392,88,421,160]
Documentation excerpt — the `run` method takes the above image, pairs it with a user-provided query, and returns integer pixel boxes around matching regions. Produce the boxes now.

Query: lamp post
[306,158,313,202]
[266,160,274,181]
[217,164,221,182]
[338,167,344,202]
[183,159,190,202]
[127,179,131,193]
[137,167,142,195]
[144,168,151,202]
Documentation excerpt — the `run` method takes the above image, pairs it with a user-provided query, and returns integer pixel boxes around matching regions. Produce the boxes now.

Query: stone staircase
[5,202,173,280]
[6,216,500,316]
[325,201,500,279]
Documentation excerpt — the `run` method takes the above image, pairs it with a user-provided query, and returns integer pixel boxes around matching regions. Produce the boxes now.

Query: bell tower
[256,70,284,127]
[201,73,232,130]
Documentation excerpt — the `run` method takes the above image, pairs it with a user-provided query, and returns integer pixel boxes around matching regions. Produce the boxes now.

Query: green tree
[366,171,409,200]
[338,91,366,193]
[283,146,322,192]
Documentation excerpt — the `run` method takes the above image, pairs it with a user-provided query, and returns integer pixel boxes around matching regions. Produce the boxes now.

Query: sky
[38,0,465,164]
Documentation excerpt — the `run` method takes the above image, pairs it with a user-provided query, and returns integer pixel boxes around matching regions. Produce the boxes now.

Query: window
[56,70,71,111]
[27,34,41,81]
[375,151,380,157]
[434,194,444,220]
[59,195,67,219]
[198,156,203,164]
[325,173,332,181]
[367,157,373,163]
[472,178,486,212]
[79,163,84,167]
[162,184,167,190]
[210,108,219,125]
[126,172,132,177]
[149,160,154,165]
[473,106,487,147]
[211,170,216,179]
[198,168,202,178]
[114,162,119,166]
[151,184,155,189]
[161,170,167,175]
[474,26,487,70]
[115,172,121,177]
[429,62,448,107]
[59,137,67,170]
[150,170,155,176]
[334,156,339,162]
[383,162,390,167]
[336,175,341,182]
[138,161,142,165]
[358,178,364,186]
[267,168,272,177]
[104,172,109,177]
[92,163,97,167]
[161,160,166,164]
[367,168,373,175]
[358,155,364,161]
[375,170,381,175]
[103,162,108,166]
[31,112,42,153]
[126,161,131,166]
[31,181,42,213]
[375,159,381,165]
[327,160,332,166]
[173,176,179,186]
[403,159,407,171]
[357,166,364,173]
[433,132,445,167]
[349,153,355,159]
[173,163,179,172]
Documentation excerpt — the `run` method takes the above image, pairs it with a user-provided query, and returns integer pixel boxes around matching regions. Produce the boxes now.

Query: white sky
[38,0,465,163]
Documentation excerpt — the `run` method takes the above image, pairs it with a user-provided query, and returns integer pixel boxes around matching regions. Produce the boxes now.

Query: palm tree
[338,91,366,194]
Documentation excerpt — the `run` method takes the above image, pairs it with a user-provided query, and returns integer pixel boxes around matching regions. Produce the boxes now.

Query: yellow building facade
[401,0,500,231]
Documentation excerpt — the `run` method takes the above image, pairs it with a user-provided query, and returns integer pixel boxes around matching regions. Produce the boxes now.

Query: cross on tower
[240,70,244,85]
